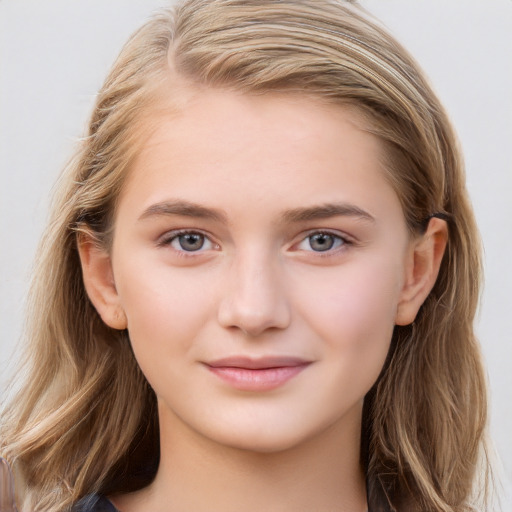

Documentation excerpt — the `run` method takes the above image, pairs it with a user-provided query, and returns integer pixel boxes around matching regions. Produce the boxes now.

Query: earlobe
[77,234,127,330]
[395,217,448,326]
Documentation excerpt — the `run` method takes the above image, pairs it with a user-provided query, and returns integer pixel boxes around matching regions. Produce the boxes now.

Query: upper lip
[205,356,311,370]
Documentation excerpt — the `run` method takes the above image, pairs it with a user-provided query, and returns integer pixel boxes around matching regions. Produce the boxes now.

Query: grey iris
[309,233,335,251]
[179,233,205,251]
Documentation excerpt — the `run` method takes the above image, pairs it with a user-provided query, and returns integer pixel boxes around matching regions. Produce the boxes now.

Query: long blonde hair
[1,1,489,510]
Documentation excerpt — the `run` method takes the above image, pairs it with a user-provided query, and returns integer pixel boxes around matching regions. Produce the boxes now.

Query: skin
[80,88,447,512]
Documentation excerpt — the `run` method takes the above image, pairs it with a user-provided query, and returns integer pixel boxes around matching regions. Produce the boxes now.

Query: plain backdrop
[1,0,511,495]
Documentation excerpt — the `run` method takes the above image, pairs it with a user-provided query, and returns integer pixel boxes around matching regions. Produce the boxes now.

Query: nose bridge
[217,243,290,336]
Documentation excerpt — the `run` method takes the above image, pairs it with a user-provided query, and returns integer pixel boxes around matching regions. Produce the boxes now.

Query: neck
[113,401,367,512]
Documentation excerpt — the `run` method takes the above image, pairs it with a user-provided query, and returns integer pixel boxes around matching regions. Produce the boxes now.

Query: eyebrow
[281,203,375,224]
[138,200,228,223]
[138,200,375,224]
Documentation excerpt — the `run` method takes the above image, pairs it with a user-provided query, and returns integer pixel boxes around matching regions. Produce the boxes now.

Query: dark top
[73,489,393,512]
[72,494,119,512]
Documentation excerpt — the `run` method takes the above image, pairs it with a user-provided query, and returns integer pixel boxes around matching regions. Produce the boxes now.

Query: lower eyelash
[157,230,218,254]
[300,231,351,249]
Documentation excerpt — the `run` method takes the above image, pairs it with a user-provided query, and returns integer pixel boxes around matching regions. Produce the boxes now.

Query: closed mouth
[204,356,311,391]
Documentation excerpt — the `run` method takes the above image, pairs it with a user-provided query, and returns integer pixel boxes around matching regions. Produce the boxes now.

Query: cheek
[295,257,403,380]
[113,254,218,366]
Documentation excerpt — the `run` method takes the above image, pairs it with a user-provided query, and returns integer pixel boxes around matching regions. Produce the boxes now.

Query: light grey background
[1,0,511,494]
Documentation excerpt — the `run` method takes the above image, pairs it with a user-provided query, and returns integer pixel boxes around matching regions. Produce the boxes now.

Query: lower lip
[206,364,309,391]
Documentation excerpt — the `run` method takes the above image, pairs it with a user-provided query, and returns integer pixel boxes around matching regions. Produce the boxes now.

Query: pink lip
[204,356,311,391]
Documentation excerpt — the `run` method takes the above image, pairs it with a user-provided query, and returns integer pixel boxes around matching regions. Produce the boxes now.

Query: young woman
[0,1,491,511]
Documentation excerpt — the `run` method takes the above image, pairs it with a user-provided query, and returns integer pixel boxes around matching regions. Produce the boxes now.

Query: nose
[217,251,291,337]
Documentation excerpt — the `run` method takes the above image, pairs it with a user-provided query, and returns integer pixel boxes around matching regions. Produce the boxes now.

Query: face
[104,89,417,453]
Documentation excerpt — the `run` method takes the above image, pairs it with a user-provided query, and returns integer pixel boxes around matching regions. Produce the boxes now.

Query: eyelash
[157,229,218,254]
[295,230,351,255]
[157,229,352,256]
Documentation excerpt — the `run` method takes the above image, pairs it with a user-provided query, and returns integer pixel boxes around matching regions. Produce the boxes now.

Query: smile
[204,356,311,391]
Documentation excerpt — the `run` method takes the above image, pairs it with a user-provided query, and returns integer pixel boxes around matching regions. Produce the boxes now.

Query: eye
[297,232,346,252]
[162,231,216,252]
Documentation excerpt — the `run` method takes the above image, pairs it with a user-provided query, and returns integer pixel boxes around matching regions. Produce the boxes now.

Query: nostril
[216,259,291,335]
[217,295,291,337]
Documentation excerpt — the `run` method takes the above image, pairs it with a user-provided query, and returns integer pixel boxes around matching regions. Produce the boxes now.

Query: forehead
[119,88,402,225]
[136,81,376,159]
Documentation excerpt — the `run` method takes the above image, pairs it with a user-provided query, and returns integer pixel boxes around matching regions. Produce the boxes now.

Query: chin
[200,416,342,455]
[215,431,311,454]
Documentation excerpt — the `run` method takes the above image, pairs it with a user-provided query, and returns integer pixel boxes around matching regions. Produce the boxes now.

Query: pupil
[310,233,334,251]
[179,233,204,251]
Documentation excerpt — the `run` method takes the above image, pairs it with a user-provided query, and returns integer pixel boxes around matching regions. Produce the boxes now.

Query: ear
[77,234,127,330]
[395,217,448,326]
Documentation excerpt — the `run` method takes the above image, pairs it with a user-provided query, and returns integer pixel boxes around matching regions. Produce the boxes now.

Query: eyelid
[291,229,354,253]
[157,229,219,252]
[156,228,355,254]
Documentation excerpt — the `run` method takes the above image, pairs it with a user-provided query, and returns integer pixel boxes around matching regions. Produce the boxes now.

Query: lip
[204,356,311,391]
